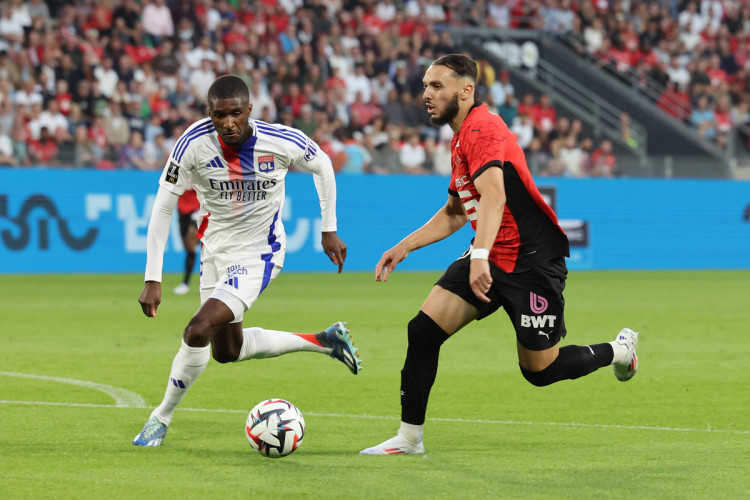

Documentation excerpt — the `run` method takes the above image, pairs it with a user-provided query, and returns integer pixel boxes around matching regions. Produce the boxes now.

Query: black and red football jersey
[448,102,569,273]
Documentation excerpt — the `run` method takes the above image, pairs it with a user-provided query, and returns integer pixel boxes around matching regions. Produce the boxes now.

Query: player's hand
[322,231,347,274]
[376,245,408,282]
[138,281,162,317]
[470,259,492,303]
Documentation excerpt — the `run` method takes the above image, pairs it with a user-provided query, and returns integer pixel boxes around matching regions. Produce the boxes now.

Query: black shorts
[178,211,199,238]
[435,248,568,351]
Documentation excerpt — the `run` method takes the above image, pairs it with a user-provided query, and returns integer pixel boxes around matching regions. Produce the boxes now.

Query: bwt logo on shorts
[530,292,548,314]
[521,314,557,328]
[521,292,556,329]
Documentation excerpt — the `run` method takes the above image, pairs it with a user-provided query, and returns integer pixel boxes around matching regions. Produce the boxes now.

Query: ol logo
[258,155,275,172]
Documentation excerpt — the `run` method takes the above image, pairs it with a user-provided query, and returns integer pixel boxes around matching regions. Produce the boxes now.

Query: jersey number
[458,190,478,221]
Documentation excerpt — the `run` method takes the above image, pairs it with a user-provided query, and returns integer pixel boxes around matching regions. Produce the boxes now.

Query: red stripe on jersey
[195,213,210,240]
[294,333,324,347]
[218,136,243,179]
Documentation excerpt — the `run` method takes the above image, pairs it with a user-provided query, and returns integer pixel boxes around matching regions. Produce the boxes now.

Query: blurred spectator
[532,93,557,141]
[10,127,29,166]
[0,131,17,166]
[104,101,131,155]
[13,78,43,113]
[541,140,567,176]
[488,69,515,108]
[73,124,101,169]
[399,131,427,174]
[38,100,69,139]
[119,130,152,170]
[590,139,617,177]
[690,95,716,139]
[370,130,403,174]
[497,93,518,126]
[293,103,317,137]
[511,113,534,150]
[340,130,372,174]
[142,0,174,46]
[559,135,585,177]
[55,126,76,166]
[94,57,119,99]
[28,126,58,164]
[189,59,216,106]
[525,138,549,177]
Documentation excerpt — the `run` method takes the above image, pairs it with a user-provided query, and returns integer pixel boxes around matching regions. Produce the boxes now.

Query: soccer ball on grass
[245,399,305,458]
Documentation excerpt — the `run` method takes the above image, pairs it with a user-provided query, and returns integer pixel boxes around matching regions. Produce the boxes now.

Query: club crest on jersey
[165,161,180,184]
[455,175,470,189]
[258,155,275,172]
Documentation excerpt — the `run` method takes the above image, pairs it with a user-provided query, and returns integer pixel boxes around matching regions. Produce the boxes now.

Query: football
[245,399,305,458]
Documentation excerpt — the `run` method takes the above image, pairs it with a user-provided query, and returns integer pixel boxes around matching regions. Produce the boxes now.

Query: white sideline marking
[0,399,748,436]
[0,371,147,408]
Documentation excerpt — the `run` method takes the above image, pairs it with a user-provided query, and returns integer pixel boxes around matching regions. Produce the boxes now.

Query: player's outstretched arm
[322,231,347,274]
[376,196,468,282]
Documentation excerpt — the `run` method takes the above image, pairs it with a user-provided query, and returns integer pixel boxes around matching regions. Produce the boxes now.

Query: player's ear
[461,82,474,101]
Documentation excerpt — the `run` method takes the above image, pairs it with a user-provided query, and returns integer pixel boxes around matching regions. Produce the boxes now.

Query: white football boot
[360,433,425,455]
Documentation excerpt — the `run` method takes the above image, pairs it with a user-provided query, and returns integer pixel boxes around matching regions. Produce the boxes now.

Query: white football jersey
[158,117,329,256]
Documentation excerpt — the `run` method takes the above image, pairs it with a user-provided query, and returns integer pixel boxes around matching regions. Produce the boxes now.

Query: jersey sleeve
[158,126,200,195]
[271,124,338,232]
[463,121,508,182]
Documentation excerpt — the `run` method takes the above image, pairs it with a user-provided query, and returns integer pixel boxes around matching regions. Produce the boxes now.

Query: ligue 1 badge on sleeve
[165,162,180,184]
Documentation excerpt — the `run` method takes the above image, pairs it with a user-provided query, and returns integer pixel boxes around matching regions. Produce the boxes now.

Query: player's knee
[519,362,558,387]
[211,347,235,364]
[407,311,449,350]
[183,317,213,347]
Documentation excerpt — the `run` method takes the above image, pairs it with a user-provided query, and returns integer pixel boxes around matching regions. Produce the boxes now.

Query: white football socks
[399,422,424,444]
[151,340,210,426]
[609,340,629,364]
[235,327,329,361]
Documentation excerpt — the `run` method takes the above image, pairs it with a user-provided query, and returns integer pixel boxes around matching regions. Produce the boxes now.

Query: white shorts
[199,249,286,323]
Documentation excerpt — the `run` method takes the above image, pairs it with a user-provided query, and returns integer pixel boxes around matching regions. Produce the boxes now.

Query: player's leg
[510,260,638,386]
[360,285,478,455]
[211,255,361,373]
[133,298,234,446]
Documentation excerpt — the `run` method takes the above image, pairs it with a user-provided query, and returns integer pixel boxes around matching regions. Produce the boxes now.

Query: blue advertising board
[1,169,749,273]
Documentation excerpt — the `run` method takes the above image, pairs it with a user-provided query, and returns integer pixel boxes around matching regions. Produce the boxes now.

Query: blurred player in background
[173,187,200,295]
[360,54,638,456]
[134,75,362,447]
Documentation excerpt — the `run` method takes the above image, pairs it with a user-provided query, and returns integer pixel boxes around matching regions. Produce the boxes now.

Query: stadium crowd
[11,0,726,177]
[489,0,750,150]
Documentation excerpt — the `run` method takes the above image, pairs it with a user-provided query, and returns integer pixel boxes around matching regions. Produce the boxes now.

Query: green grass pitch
[1,270,749,499]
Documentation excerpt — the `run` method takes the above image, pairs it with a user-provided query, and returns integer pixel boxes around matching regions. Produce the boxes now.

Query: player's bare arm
[322,231,347,274]
[470,167,506,303]
[138,281,162,318]
[376,196,468,282]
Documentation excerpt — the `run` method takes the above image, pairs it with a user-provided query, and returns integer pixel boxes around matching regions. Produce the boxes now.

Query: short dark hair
[432,54,477,82]
[207,75,249,104]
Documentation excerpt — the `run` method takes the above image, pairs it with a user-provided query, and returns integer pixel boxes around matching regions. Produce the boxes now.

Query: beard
[429,92,460,126]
